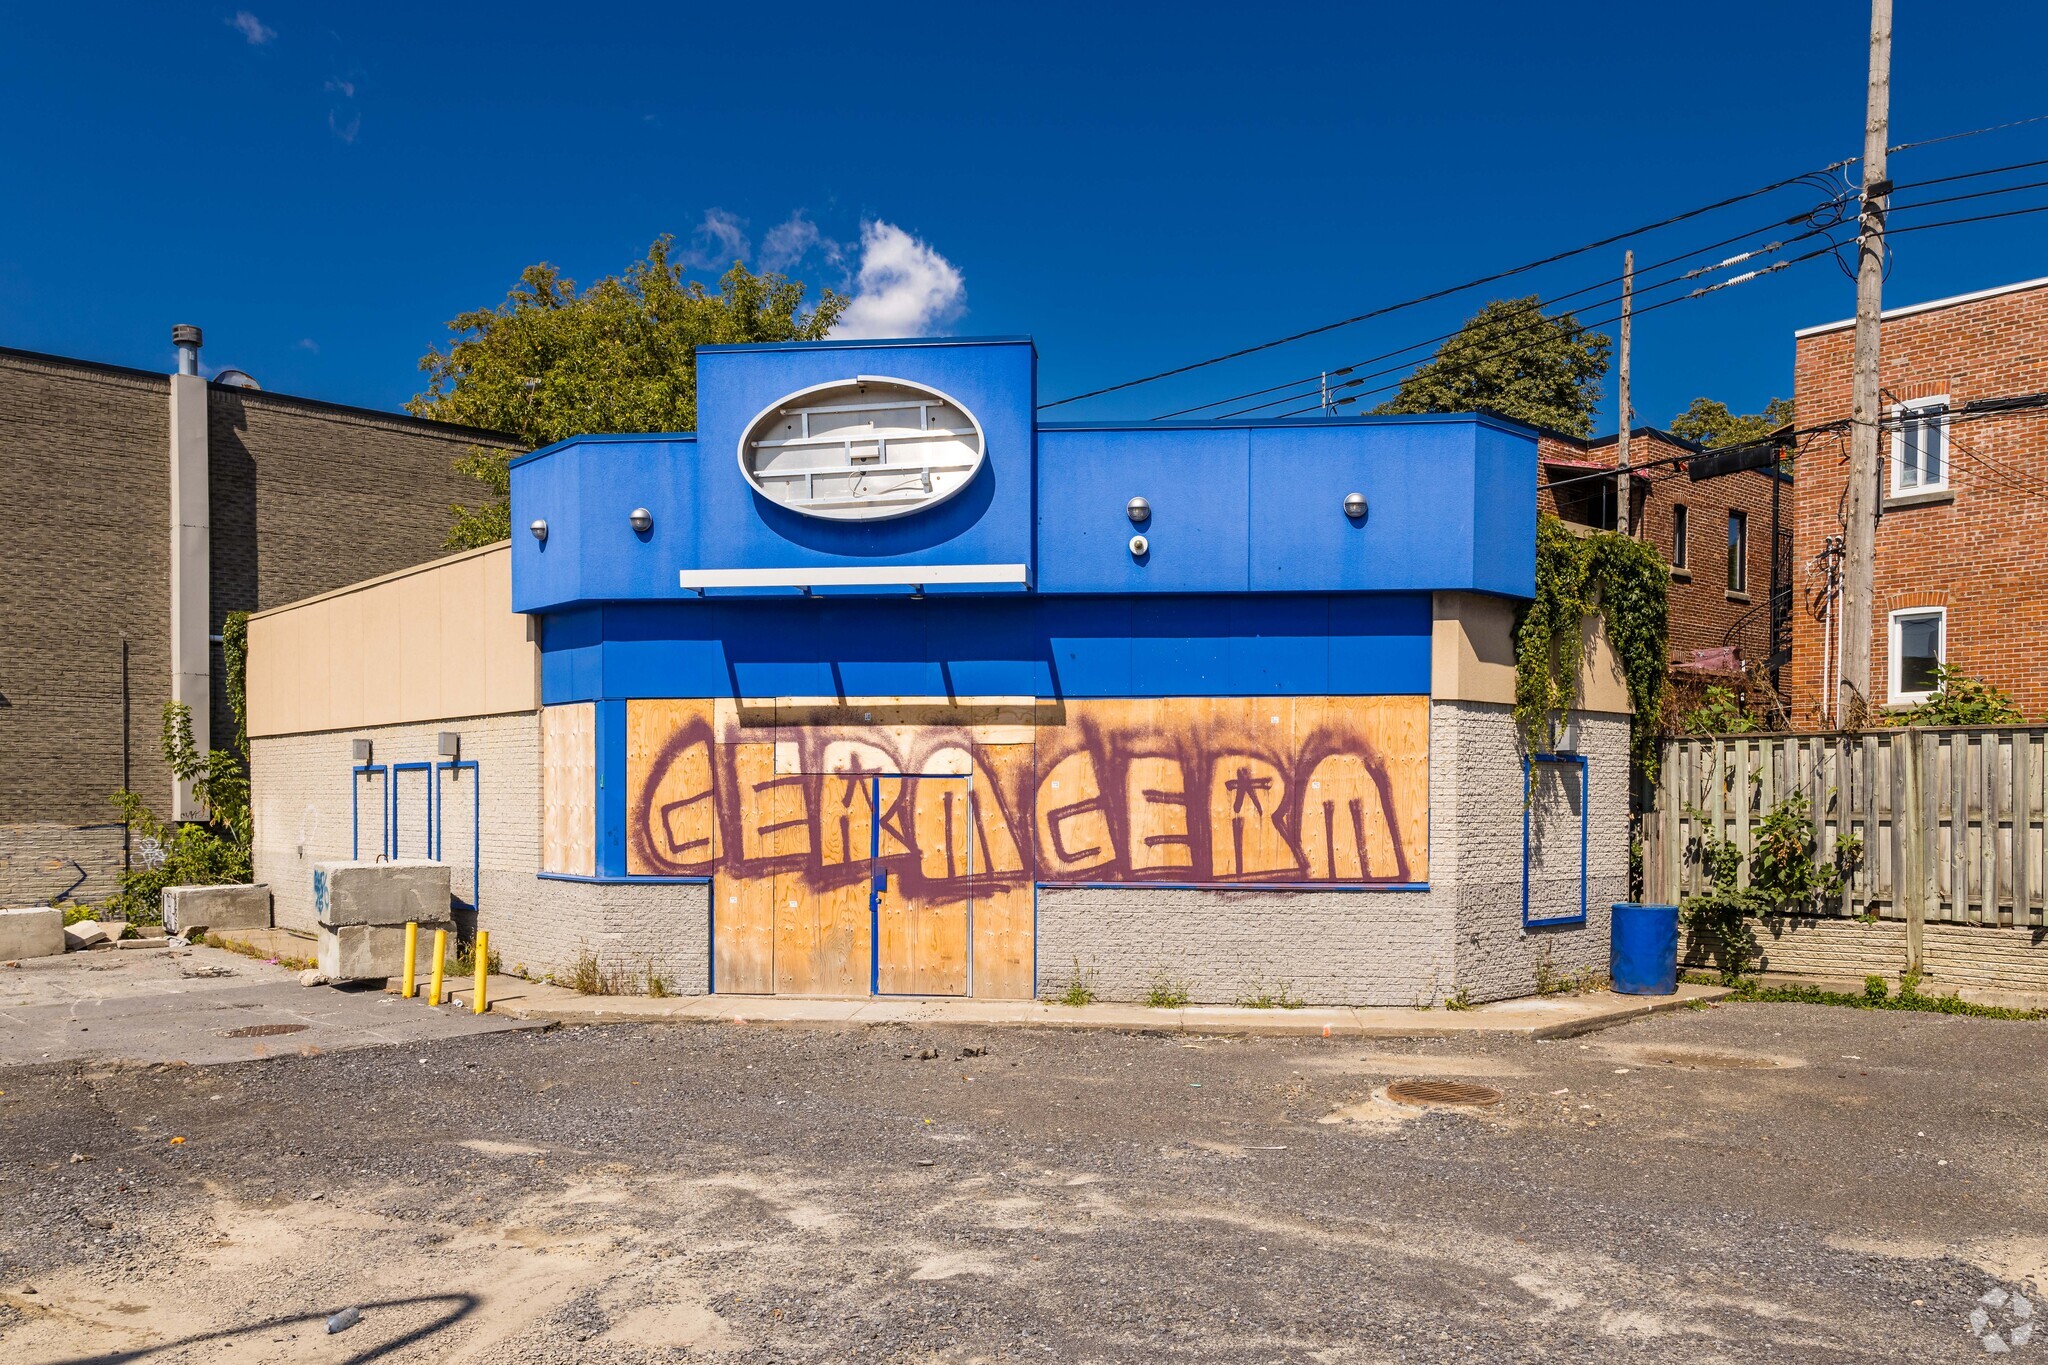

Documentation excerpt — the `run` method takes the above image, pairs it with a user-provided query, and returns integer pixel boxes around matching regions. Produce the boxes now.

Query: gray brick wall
[0,347,517,906]
[252,713,707,989]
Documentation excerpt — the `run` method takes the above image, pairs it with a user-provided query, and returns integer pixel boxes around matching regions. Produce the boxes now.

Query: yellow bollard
[400,921,419,999]
[427,928,448,1006]
[471,930,490,1015]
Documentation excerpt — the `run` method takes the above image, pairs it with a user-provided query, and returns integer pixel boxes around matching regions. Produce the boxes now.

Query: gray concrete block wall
[252,712,708,988]
[0,822,128,908]
[1452,706,1629,1004]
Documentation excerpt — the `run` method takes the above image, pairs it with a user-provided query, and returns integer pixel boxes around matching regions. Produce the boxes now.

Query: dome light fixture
[1126,496,1151,523]
[528,519,548,543]
[629,507,654,533]
[1343,492,1368,520]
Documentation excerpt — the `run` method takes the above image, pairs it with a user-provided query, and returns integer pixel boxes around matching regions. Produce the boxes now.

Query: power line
[1213,214,1848,420]
[1886,200,2048,236]
[1154,197,1849,420]
[1036,159,1857,410]
[1887,154,2048,194]
[1267,241,1845,419]
[1888,111,2048,155]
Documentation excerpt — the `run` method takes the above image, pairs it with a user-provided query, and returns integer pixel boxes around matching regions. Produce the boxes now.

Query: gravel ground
[1,1001,2044,1362]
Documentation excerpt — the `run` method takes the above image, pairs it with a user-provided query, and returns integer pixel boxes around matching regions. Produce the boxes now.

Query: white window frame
[1888,606,1947,705]
[1671,503,1689,570]
[1889,394,1950,496]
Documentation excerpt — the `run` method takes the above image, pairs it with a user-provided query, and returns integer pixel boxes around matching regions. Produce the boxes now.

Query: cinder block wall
[251,712,707,989]
[1036,701,1623,1007]
[1684,914,2048,995]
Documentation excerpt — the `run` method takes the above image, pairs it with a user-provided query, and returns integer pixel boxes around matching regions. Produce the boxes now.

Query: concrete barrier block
[64,922,108,950]
[317,920,454,982]
[162,884,273,936]
[0,906,66,960]
[312,861,452,928]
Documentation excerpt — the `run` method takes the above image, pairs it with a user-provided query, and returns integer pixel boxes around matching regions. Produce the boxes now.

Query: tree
[1373,296,1611,437]
[412,237,849,548]
[1669,396,1794,449]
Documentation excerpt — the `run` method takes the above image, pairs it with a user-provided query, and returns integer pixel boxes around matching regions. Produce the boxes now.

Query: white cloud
[328,109,359,143]
[832,221,966,340]
[760,211,836,274]
[227,10,275,44]
[295,338,319,353]
[682,209,750,270]
[324,78,355,97]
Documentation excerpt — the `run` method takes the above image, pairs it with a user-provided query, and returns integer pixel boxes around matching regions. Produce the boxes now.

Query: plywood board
[540,703,596,877]
[623,695,1430,998]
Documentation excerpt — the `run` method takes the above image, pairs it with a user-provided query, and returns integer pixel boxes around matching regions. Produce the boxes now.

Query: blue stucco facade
[509,334,1536,640]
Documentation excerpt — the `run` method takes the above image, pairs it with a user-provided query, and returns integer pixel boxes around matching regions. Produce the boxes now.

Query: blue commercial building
[251,335,1629,1006]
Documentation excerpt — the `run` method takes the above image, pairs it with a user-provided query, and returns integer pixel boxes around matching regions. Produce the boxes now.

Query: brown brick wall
[1788,281,2048,725]
[1537,429,1785,666]
[0,347,518,903]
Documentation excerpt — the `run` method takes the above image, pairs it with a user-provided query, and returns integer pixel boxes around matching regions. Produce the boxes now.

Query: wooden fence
[1643,726,2048,961]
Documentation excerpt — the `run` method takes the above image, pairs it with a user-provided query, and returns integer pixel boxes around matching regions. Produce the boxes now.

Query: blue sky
[3,2,2044,432]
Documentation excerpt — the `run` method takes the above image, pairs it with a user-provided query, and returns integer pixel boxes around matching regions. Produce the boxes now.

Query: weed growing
[1052,958,1099,1008]
[1236,977,1304,1009]
[1142,971,1192,1009]
[1682,971,2046,1021]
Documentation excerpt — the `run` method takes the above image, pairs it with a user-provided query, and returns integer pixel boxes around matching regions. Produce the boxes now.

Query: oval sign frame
[735,375,987,522]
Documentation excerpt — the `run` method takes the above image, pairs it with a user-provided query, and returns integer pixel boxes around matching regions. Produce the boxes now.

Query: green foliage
[107,701,253,923]
[1679,685,1760,735]
[1884,665,2023,727]
[1669,397,1794,449]
[1443,987,1474,1012]
[1142,971,1192,1009]
[412,240,849,549]
[60,903,99,927]
[449,937,503,977]
[1515,515,1669,783]
[1374,296,1611,436]
[1235,977,1304,1009]
[1684,971,2045,1021]
[1681,791,1865,981]
[1053,959,1100,1008]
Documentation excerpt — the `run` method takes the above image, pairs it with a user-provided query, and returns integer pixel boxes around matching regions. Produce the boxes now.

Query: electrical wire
[1036,158,1858,410]
[1153,196,1850,420]
[1888,112,2048,155]
[1886,201,2048,236]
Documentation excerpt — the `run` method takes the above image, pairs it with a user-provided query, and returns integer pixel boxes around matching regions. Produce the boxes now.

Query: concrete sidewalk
[477,976,1729,1039]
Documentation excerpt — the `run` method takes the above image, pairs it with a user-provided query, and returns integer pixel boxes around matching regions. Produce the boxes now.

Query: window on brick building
[1672,504,1689,570]
[1726,511,1747,594]
[1890,395,1949,495]
[1888,607,1946,704]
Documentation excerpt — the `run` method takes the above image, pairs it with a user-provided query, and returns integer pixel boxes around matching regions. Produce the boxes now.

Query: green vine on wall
[1515,515,1670,784]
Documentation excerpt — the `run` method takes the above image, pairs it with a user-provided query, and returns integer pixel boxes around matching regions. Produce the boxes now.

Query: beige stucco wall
[1431,591,1632,714]
[246,542,537,737]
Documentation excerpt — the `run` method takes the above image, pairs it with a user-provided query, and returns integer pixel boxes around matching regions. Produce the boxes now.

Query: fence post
[1899,730,1925,974]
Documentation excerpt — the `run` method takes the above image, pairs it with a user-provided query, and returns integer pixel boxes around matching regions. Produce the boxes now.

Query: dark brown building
[0,329,518,907]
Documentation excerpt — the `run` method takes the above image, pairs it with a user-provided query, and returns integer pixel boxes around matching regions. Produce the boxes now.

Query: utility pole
[1839,0,1892,728]
[1615,249,1633,536]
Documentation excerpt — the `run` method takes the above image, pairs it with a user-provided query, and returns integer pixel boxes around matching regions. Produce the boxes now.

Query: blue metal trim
[510,430,698,469]
[535,872,713,885]
[867,776,882,997]
[350,764,387,860]
[1036,411,1537,436]
[389,761,434,861]
[595,699,628,878]
[700,334,1036,355]
[436,760,481,910]
[1038,881,1432,893]
[1523,753,1591,928]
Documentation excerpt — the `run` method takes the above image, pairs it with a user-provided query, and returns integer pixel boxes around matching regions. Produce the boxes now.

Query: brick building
[0,330,519,907]
[1788,276,2048,726]
[1537,427,1789,675]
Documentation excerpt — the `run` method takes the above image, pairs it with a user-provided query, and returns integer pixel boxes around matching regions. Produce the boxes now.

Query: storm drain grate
[222,1023,311,1038]
[1385,1079,1503,1108]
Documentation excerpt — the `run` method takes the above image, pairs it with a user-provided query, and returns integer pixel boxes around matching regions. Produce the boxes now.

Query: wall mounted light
[438,731,461,760]
[629,507,654,533]
[1343,492,1368,520]
[351,738,372,763]
[529,519,548,543]
[1129,533,1149,557]
[1126,496,1151,523]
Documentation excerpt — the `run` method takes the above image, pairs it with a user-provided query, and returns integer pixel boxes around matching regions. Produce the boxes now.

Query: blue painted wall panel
[1034,427,1251,593]
[538,594,1431,704]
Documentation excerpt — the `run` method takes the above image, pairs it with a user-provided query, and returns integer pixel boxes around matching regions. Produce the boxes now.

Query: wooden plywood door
[712,744,787,995]
[876,775,970,996]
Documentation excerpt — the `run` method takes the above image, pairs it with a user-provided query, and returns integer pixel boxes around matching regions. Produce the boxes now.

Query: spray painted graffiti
[620,696,1428,889]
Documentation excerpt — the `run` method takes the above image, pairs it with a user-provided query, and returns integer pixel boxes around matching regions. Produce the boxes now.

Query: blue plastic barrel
[1610,903,1680,995]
